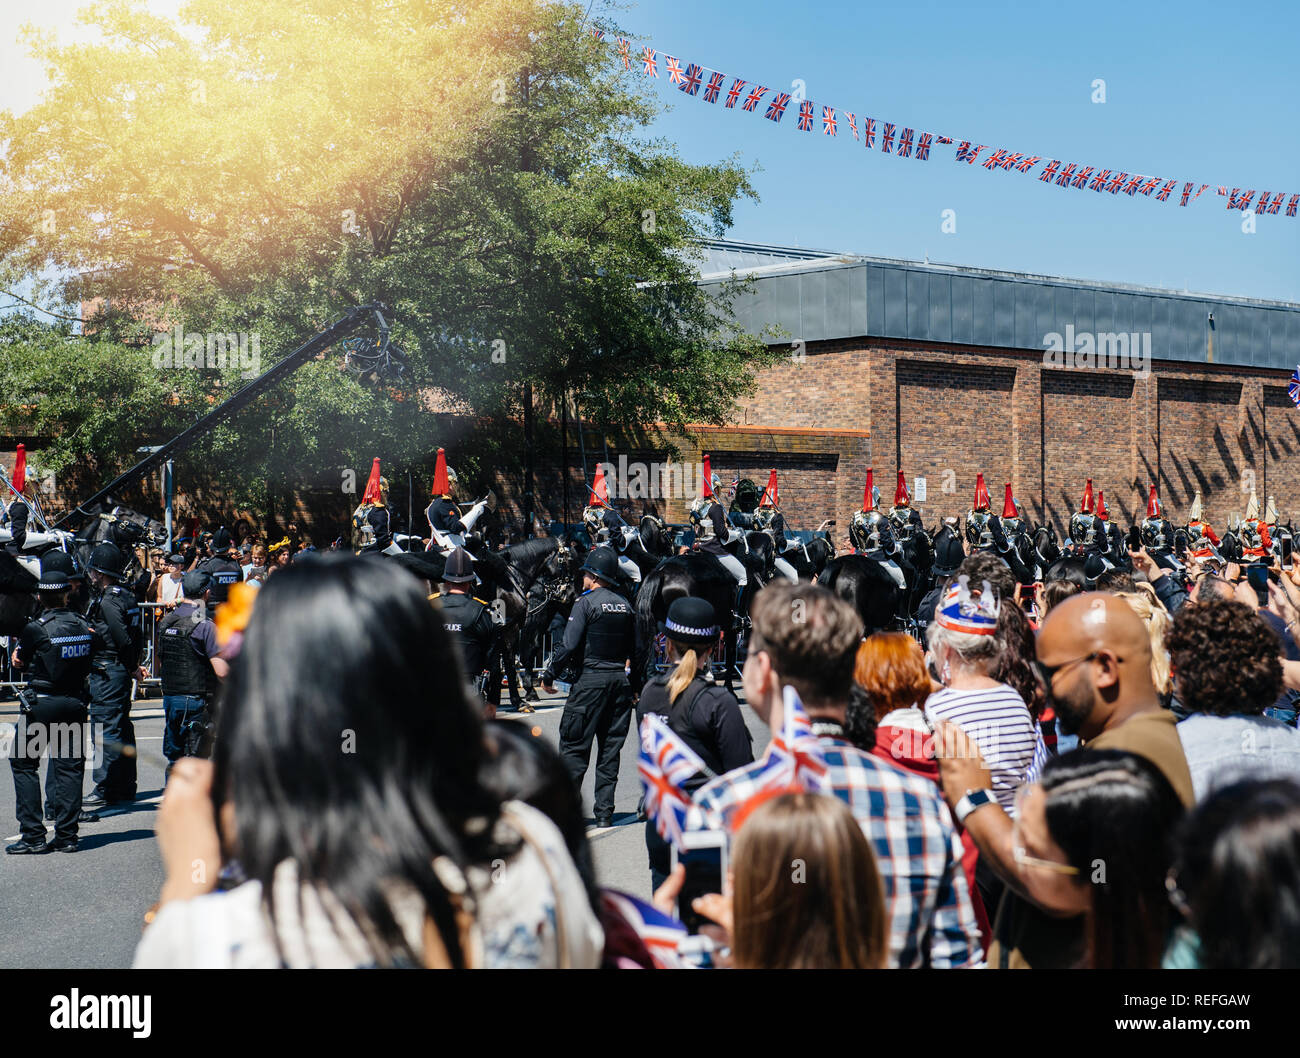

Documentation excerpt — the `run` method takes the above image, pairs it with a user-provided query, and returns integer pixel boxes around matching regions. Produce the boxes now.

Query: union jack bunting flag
[1179,182,1208,206]
[617,38,631,69]
[665,56,685,85]
[956,141,986,164]
[998,152,1027,170]
[725,79,746,107]
[1264,192,1285,215]
[642,48,658,76]
[796,99,815,131]
[1216,186,1228,196]
[1156,179,1178,202]
[1289,367,1300,408]
[1138,176,1160,196]
[638,714,715,850]
[1123,175,1143,196]
[765,92,791,121]
[845,110,859,139]
[982,149,1010,170]
[703,71,725,103]
[936,135,954,144]
[590,27,605,41]
[679,63,703,95]
[916,132,933,160]
[863,117,876,148]
[1071,166,1095,189]
[1288,195,1299,217]
[753,686,832,797]
[1055,163,1078,187]
[1090,169,1112,190]
[742,84,769,112]
[897,127,914,156]
[881,122,896,152]
[1039,160,1062,182]
[1227,188,1256,211]
[1107,172,1129,193]
[822,105,837,135]
[1013,155,1041,173]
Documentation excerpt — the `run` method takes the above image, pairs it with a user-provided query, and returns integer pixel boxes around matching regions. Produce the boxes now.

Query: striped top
[925,684,1042,814]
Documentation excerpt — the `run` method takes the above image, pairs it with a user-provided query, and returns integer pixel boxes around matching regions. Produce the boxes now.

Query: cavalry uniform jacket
[694,501,732,558]
[427,497,467,537]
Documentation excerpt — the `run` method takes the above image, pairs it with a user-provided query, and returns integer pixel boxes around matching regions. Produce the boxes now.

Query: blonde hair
[1115,589,1172,695]
[666,640,712,703]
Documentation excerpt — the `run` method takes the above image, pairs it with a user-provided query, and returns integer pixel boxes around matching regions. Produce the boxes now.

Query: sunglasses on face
[1030,652,1108,687]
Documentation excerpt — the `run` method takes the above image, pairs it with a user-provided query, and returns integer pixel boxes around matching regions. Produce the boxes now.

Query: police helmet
[580,546,620,584]
[89,541,127,580]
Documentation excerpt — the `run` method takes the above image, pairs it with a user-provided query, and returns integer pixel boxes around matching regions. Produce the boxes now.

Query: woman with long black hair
[134,555,602,968]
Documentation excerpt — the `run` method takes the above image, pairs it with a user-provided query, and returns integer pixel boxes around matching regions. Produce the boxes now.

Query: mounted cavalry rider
[1264,495,1291,565]
[888,469,925,546]
[964,473,996,552]
[582,463,641,585]
[1065,478,1105,556]
[689,454,747,609]
[1,444,32,554]
[746,470,799,583]
[352,457,400,556]
[1184,489,1223,565]
[980,481,1038,585]
[425,447,494,557]
[1237,488,1273,563]
[848,468,907,590]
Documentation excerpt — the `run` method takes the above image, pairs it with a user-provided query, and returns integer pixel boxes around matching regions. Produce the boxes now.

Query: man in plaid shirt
[686,582,984,968]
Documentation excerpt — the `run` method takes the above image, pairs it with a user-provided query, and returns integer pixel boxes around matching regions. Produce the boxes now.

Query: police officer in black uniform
[156,570,227,778]
[82,542,144,810]
[198,527,243,604]
[539,546,635,829]
[635,597,754,887]
[433,547,504,714]
[6,564,99,853]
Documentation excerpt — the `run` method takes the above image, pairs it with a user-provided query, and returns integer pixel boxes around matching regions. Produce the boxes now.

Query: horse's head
[639,514,671,557]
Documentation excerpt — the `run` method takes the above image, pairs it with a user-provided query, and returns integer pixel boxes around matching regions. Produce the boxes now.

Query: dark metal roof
[696,239,1300,370]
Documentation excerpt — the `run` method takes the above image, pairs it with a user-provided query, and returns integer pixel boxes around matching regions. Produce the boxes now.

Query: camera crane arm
[53,303,402,531]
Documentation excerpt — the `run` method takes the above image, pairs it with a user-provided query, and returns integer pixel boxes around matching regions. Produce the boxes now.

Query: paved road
[0,683,770,968]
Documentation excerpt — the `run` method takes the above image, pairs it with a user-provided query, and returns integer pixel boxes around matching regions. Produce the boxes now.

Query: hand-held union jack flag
[753,686,832,796]
[638,715,715,849]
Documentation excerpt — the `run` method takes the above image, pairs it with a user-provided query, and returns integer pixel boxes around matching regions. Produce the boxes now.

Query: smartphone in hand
[671,830,729,935]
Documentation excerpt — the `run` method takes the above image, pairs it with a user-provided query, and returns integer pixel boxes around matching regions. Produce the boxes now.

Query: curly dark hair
[954,551,1016,601]
[991,599,1046,721]
[1166,600,1283,716]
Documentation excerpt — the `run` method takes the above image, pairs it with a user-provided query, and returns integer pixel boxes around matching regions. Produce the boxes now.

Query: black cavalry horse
[817,553,905,636]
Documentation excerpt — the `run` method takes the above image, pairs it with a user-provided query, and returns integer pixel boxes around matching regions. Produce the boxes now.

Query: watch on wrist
[954,788,996,826]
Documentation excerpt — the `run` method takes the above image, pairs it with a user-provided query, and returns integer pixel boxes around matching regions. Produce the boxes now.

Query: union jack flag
[1055,163,1078,187]
[1179,182,1208,206]
[1138,176,1160,196]
[1156,179,1178,202]
[796,99,815,131]
[897,127,914,156]
[617,38,631,69]
[665,56,685,85]
[936,135,954,144]
[982,149,1011,170]
[1265,192,1285,215]
[1216,186,1228,196]
[725,79,746,108]
[752,686,832,796]
[863,117,876,148]
[1107,171,1128,193]
[1088,169,1111,190]
[1227,188,1256,211]
[1289,367,1300,408]
[956,141,986,164]
[742,85,769,112]
[679,63,703,95]
[844,110,859,139]
[590,28,606,41]
[822,105,837,135]
[638,715,715,850]
[1014,155,1041,173]
[1288,194,1299,217]
[703,71,725,103]
[916,132,932,160]
[881,122,896,153]
[1123,175,1143,196]
[1039,160,1062,182]
[765,92,791,122]
[600,890,692,970]
[642,48,658,77]
[997,152,1026,170]
[1071,166,1095,189]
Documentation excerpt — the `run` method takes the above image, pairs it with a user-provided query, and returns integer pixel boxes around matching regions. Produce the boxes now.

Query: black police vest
[203,557,243,596]
[438,592,494,674]
[157,609,217,697]
[582,587,635,664]
[27,609,95,696]
[92,585,143,668]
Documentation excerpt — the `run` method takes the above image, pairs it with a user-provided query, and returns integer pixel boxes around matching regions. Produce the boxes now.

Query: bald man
[934,591,1193,968]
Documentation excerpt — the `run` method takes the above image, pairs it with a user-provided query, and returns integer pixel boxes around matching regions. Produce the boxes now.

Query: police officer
[6,564,98,853]
[82,542,144,810]
[635,597,753,888]
[433,547,504,716]
[539,546,635,829]
[198,527,243,604]
[155,570,228,779]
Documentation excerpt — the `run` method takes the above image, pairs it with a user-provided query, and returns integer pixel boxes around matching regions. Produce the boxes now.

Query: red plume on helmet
[1002,484,1017,519]
[761,469,778,507]
[894,470,910,507]
[1096,490,1109,520]
[701,454,713,498]
[972,473,990,512]
[1146,485,1160,519]
[1079,478,1094,514]
[862,468,875,512]
[12,443,26,495]
[361,458,383,505]
[431,448,449,497]
[590,463,609,506]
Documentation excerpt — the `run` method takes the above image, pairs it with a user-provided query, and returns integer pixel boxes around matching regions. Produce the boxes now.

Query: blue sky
[605,0,1299,302]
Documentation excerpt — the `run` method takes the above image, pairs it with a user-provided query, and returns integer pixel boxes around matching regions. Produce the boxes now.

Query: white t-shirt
[925,683,1042,814]
[133,801,603,969]
[158,574,184,605]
